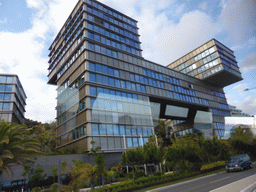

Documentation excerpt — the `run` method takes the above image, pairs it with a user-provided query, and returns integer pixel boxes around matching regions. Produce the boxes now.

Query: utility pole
[58,159,61,192]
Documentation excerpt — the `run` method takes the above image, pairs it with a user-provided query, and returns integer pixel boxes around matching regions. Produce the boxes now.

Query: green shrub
[32,187,41,192]
[135,169,146,178]
[94,170,198,192]
[153,171,164,176]
[200,161,225,172]
[51,183,58,192]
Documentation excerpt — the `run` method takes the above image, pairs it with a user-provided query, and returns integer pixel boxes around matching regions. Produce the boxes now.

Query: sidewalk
[209,174,256,192]
[80,182,120,192]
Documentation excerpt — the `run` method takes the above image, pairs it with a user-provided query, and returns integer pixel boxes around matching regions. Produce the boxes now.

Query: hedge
[200,161,226,173]
[93,171,199,192]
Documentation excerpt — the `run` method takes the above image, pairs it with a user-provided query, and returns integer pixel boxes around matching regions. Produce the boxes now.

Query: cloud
[0,30,56,123]
[0,0,79,122]
[198,2,207,11]
[231,37,256,51]
[0,18,7,24]
[147,10,220,65]
[219,0,256,42]
[175,3,186,15]
[239,52,256,74]
[0,0,255,122]
[230,96,256,116]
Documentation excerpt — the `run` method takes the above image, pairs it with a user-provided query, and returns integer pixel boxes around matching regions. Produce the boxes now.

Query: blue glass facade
[0,74,26,124]
[47,0,242,151]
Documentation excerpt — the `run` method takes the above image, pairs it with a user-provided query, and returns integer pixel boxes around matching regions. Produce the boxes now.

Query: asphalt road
[146,163,256,192]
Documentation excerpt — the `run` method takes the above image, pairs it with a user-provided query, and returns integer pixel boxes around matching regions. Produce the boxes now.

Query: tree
[230,127,253,144]
[90,141,106,186]
[62,160,94,192]
[230,127,254,154]
[154,120,173,148]
[22,162,46,188]
[51,165,58,183]
[111,163,122,178]
[165,133,202,172]
[28,166,46,188]
[201,136,229,163]
[0,121,41,176]
[143,139,163,172]
[24,119,57,154]
[124,147,144,184]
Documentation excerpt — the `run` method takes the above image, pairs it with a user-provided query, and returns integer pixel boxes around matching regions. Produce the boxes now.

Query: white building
[224,116,256,139]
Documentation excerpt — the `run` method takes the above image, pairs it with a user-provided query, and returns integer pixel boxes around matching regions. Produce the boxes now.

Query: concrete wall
[0,152,122,183]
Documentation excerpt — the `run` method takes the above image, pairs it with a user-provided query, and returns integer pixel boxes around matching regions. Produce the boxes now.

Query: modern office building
[228,105,253,117]
[0,74,26,124]
[47,0,242,152]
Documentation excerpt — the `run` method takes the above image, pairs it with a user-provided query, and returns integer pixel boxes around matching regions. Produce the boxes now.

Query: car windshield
[229,156,240,162]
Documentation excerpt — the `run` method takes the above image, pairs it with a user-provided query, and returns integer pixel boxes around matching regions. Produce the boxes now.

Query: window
[113,125,119,135]
[4,94,11,101]
[96,64,101,72]
[120,126,125,135]
[95,45,101,52]
[133,138,138,147]
[89,43,94,51]
[107,124,113,135]
[3,103,10,110]
[91,98,97,108]
[114,69,119,77]
[103,76,108,85]
[96,75,102,83]
[6,77,13,83]
[132,128,137,135]
[5,85,12,92]
[170,92,173,98]
[88,32,94,39]
[89,62,95,71]
[99,124,107,135]
[90,86,97,96]
[0,76,6,83]
[109,78,115,86]
[127,138,132,148]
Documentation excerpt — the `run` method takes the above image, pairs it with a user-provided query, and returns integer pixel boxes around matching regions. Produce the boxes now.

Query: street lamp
[244,87,256,91]
[244,87,256,131]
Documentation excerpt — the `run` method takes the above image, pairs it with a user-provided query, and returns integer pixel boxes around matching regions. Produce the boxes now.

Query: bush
[93,170,203,192]
[135,169,146,178]
[51,183,58,192]
[32,187,41,192]
[200,161,226,172]
[153,171,164,176]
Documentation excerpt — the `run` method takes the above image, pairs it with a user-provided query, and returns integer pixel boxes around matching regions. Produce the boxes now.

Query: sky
[0,0,255,123]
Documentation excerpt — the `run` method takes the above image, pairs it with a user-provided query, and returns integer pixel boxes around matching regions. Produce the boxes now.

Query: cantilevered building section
[0,74,26,124]
[167,39,242,87]
[47,0,242,152]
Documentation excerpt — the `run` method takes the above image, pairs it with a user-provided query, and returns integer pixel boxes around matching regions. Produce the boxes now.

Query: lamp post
[244,87,256,133]
[244,87,256,91]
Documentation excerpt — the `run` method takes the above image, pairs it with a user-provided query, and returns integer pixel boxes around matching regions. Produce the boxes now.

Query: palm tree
[63,160,94,191]
[0,121,41,176]
[154,120,173,148]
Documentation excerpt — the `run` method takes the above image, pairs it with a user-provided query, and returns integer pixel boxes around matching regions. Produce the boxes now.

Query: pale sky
[0,0,255,122]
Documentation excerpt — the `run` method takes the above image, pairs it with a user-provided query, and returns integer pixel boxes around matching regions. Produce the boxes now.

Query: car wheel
[249,164,253,169]
[240,166,244,171]
[226,169,230,173]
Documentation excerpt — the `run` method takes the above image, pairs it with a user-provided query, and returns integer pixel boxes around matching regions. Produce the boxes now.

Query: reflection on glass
[165,105,188,118]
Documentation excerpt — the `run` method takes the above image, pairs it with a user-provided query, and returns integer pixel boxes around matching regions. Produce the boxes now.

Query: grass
[134,168,226,192]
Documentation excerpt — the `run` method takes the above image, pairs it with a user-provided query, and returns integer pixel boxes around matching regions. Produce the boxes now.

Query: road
[146,163,256,192]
